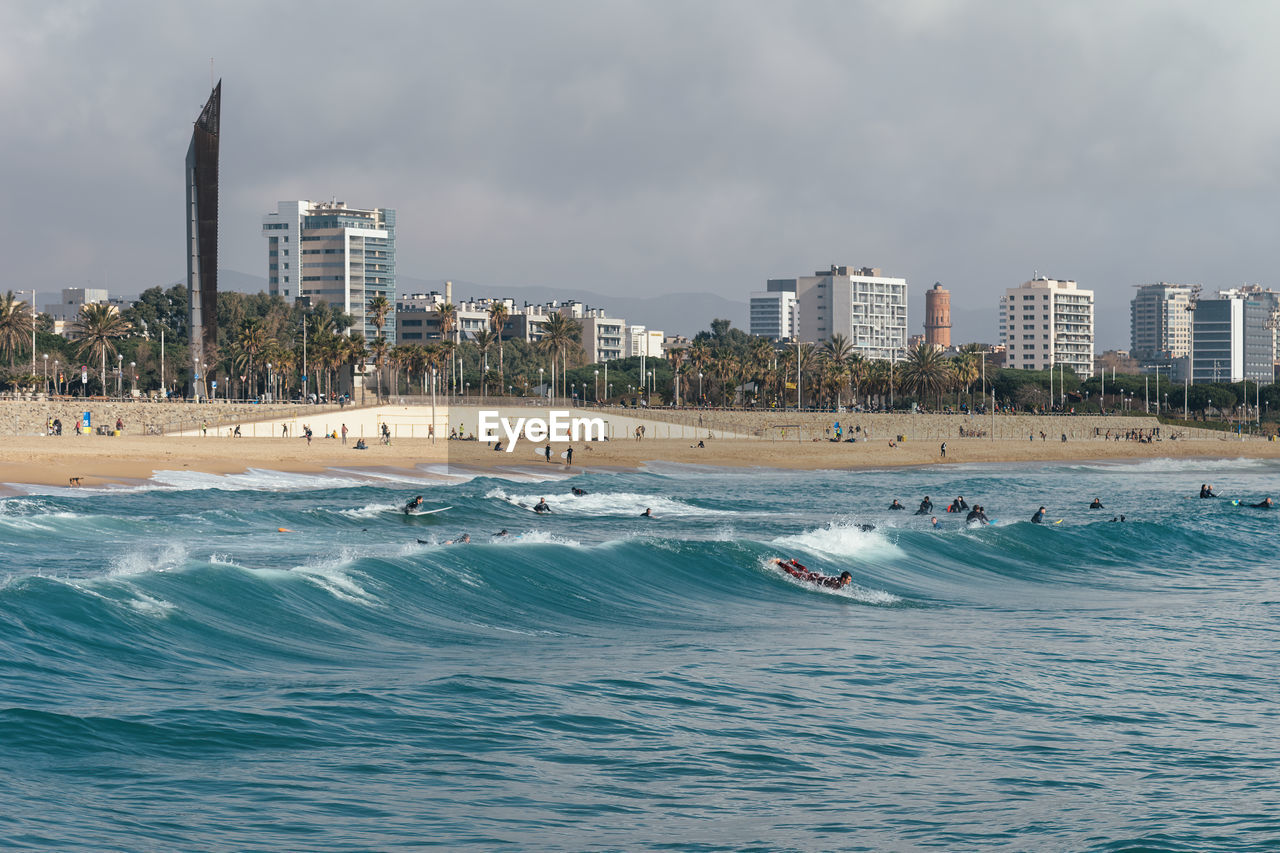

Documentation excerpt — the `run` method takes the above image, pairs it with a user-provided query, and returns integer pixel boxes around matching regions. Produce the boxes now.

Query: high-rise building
[1130,283,1196,361]
[924,282,951,348]
[1190,290,1274,384]
[749,279,798,340]
[998,277,1094,377]
[262,200,397,342]
[794,265,908,358]
[186,81,220,394]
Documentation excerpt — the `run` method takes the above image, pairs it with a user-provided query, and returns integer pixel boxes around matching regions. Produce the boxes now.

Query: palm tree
[539,312,581,401]
[0,291,33,368]
[488,301,509,389]
[821,334,855,408]
[235,321,272,398]
[899,341,954,406]
[367,294,391,339]
[71,304,131,394]
[342,332,369,403]
[368,336,390,401]
[473,329,497,399]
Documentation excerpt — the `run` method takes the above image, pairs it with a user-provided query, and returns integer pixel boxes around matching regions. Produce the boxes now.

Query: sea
[1,456,1278,851]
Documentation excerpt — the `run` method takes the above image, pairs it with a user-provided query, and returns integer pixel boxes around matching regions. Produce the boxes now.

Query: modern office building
[924,282,951,348]
[262,200,397,342]
[998,277,1095,377]
[627,325,664,358]
[794,265,909,359]
[579,311,627,363]
[186,81,220,393]
[749,279,798,340]
[1130,282,1196,361]
[1190,290,1274,384]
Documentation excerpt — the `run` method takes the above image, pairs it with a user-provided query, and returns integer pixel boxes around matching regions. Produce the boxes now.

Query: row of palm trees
[0,291,134,392]
[659,336,993,409]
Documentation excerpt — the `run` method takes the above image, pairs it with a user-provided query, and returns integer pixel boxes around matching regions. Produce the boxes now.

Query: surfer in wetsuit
[533,497,552,513]
[965,505,989,525]
[916,496,933,515]
[1199,484,1217,498]
[889,499,905,511]
[947,496,968,513]
[403,495,424,515]
[641,507,653,518]
[571,487,587,496]
[1249,497,1273,508]
[1031,506,1046,524]
[494,529,510,537]
[773,559,852,590]
[1089,498,1104,509]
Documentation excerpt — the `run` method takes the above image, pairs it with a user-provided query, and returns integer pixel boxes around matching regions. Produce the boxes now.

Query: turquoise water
[2,458,1279,851]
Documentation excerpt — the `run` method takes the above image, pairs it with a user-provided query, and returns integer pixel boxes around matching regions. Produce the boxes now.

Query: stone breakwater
[0,400,344,436]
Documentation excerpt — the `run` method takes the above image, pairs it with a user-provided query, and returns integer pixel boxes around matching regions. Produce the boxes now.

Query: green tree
[72,304,132,395]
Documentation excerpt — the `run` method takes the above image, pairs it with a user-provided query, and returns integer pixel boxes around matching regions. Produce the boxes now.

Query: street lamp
[698,371,703,403]
[42,353,48,396]
[130,362,136,397]
[117,354,123,399]
[53,359,59,396]
[594,369,599,402]
[266,362,272,402]
[539,367,544,398]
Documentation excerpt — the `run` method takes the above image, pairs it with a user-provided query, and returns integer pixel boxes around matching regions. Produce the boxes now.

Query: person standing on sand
[341,424,348,445]
[940,442,946,459]
[544,444,552,462]
[565,446,573,466]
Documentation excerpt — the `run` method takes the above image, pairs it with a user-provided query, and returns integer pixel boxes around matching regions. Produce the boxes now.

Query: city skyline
[4,3,1280,349]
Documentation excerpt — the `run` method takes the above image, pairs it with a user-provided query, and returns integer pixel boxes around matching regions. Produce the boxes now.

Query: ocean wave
[484,486,732,517]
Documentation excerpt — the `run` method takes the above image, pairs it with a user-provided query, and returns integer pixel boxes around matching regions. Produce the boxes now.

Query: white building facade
[794,266,908,359]
[749,279,798,340]
[1130,282,1196,361]
[999,277,1094,377]
[262,200,397,342]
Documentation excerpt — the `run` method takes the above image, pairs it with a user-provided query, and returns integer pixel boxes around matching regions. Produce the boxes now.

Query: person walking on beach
[544,444,552,462]
[304,425,313,445]
[565,446,573,466]
[940,442,946,459]
[201,421,208,436]
[115,417,123,433]
[341,424,348,445]
[281,423,288,437]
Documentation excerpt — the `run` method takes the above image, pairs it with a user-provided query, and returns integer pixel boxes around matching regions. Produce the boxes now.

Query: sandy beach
[1,426,1275,491]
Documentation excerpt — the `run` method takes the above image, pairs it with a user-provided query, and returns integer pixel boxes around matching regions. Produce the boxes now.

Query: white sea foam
[107,542,190,578]
[1057,456,1279,475]
[291,549,380,606]
[772,520,904,560]
[485,487,730,518]
[124,590,177,617]
[150,468,376,492]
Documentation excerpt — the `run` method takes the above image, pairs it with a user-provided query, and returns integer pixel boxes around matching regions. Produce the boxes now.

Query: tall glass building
[262,201,397,343]
[186,81,220,393]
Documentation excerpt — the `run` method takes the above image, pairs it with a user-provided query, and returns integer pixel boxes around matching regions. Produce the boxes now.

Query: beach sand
[2,429,1275,491]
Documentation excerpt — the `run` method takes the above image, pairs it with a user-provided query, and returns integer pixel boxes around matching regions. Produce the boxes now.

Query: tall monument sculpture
[186,81,221,398]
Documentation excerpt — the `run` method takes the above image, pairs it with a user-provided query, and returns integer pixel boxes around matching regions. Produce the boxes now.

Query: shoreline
[2,433,1276,492]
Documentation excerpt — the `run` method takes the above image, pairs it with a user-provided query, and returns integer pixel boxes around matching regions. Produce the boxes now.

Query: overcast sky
[3,1,1278,346]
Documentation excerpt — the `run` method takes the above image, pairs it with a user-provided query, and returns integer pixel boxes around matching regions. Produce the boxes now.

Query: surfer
[1248,497,1274,508]
[888,499,905,511]
[641,507,653,518]
[965,505,989,525]
[1199,484,1217,498]
[915,496,933,515]
[931,516,941,529]
[1089,498,1104,509]
[773,558,852,590]
[544,444,552,462]
[1031,506,1046,524]
[571,487,587,496]
[444,534,471,544]
[1109,515,1127,522]
[403,495,424,515]
[947,496,968,513]
[494,529,510,537]
[855,523,876,532]
[533,497,552,513]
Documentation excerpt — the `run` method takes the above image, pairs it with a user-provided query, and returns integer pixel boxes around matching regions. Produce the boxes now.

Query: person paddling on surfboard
[1031,506,1046,524]
[773,558,852,590]
[404,495,424,515]
[533,497,552,513]
[640,507,653,518]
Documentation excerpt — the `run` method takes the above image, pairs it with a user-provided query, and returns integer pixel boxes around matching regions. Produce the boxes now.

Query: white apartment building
[627,325,664,358]
[1130,283,1196,361]
[999,277,1094,377]
[749,279,798,340]
[262,200,397,342]
[579,311,627,363]
[44,288,109,321]
[794,266,908,359]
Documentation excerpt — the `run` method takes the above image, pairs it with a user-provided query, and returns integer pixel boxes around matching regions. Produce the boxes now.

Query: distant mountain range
[207,271,747,338]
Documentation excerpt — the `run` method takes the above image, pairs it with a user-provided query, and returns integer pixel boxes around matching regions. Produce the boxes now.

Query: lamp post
[53,359,59,396]
[698,371,703,403]
[594,369,599,403]
[130,362,136,397]
[539,367,544,398]
[117,354,123,399]
[42,353,48,396]
[430,367,437,444]
[266,363,272,402]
